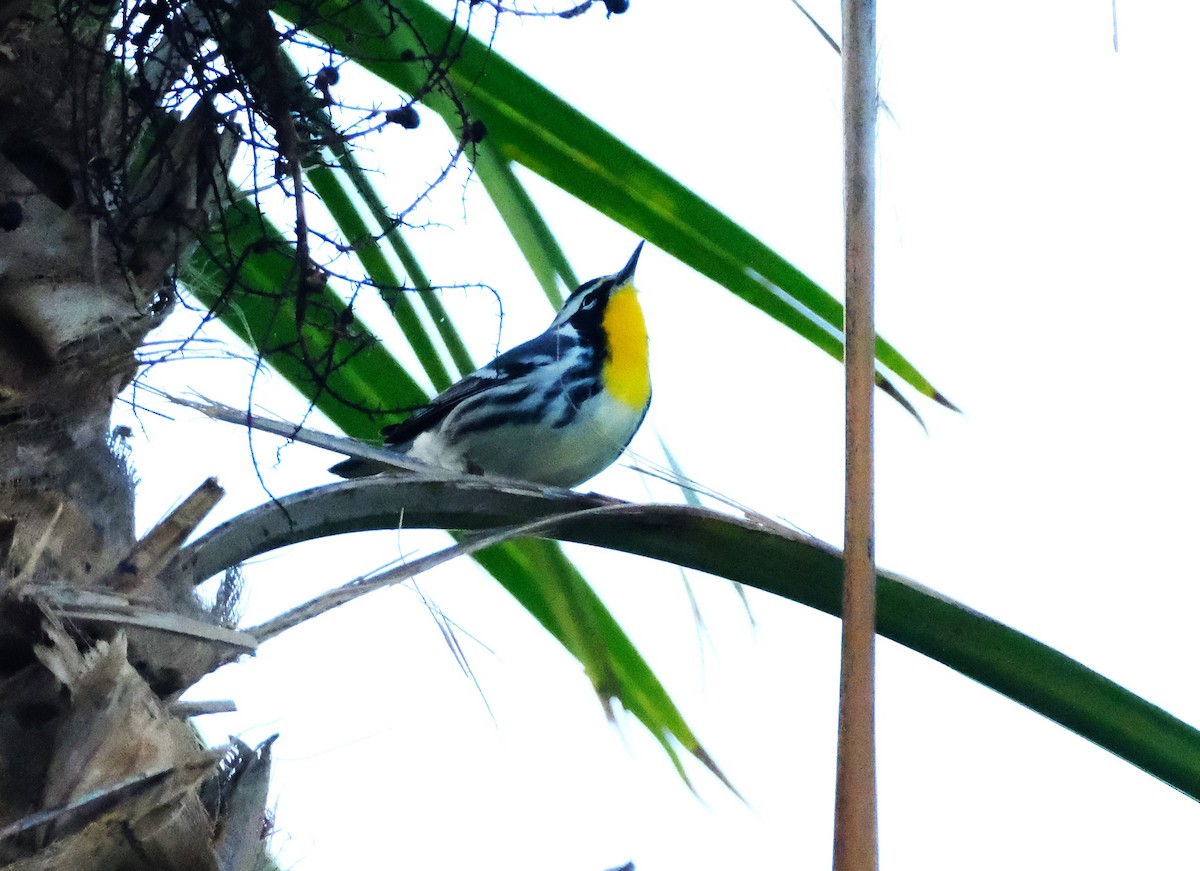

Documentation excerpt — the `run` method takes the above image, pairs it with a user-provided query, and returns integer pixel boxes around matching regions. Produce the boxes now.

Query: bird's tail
[328,457,391,478]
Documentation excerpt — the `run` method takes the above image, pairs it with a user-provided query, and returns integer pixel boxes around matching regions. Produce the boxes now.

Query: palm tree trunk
[0,2,267,867]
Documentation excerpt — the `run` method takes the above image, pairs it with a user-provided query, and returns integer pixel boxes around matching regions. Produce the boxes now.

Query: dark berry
[386,105,420,129]
[314,66,339,89]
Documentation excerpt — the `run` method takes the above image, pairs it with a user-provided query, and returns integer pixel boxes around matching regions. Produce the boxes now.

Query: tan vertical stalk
[832,0,879,869]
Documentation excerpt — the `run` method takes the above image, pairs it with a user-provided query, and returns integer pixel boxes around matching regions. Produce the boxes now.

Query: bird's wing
[380,375,495,445]
[380,331,568,446]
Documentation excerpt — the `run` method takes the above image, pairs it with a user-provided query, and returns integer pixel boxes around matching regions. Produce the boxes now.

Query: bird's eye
[580,293,598,310]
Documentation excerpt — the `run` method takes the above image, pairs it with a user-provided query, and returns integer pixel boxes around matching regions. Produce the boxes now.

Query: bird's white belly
[408,389,647,488]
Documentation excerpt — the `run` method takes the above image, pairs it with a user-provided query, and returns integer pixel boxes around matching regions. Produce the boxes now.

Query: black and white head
[549,242,644,337]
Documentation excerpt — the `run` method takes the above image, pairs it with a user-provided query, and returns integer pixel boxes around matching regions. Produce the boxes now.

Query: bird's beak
[615,241,645,286]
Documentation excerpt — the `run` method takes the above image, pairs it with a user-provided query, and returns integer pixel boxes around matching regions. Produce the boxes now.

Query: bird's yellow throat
[601,285,651,409]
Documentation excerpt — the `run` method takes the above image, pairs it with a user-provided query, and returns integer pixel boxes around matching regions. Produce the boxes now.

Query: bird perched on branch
[330,243,651,488]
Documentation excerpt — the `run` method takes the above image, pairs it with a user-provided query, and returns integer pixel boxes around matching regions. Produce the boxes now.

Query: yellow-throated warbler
[330,243,650,488]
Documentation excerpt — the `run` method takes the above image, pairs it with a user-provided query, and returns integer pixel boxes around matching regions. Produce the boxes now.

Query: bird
[329,243,651,488]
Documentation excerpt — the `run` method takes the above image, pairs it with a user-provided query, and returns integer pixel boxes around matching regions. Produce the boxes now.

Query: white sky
[120,1,1200,868]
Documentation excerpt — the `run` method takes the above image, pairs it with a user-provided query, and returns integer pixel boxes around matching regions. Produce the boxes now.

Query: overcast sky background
[119,2,1200,868]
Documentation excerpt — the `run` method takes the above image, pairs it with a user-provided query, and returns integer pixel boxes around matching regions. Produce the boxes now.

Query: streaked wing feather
[381,375,495,445]
[380,331,569,445]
